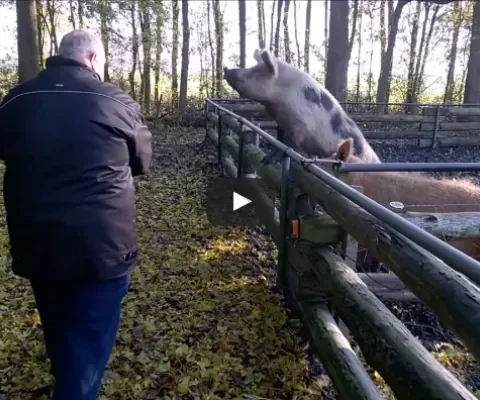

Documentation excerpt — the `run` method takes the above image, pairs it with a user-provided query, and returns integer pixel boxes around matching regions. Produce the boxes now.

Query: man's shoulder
[94,81,141,114]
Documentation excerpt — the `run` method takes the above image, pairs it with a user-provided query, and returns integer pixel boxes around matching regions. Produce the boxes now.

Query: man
[0,30,152,399]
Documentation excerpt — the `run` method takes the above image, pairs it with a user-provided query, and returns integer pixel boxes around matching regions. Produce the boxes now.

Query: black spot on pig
[303,86,321,106]
[330,112,365,157]
[330,112,344,133]
[319,91,333,111]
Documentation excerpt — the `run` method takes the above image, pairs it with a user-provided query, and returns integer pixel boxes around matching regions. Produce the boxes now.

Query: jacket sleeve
[0,92,12,162]
[127,107,153,177]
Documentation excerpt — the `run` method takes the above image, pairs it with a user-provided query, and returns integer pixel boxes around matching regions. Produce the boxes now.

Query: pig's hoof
[262,149,284,165]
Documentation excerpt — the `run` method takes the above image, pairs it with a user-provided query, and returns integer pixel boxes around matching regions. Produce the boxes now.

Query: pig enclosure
[204,97,480,400]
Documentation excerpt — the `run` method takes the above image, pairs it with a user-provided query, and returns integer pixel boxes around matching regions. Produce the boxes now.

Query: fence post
[216,109,223,165]
[333,169,362,338]
[432,104,441,148]
[253,123,260,148]
[204,100,209,139]
[237,121,245,179]
[276,155,291,291]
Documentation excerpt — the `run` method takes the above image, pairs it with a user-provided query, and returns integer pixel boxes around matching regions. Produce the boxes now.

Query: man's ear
[336,138,354,162]
[261,49,277,76]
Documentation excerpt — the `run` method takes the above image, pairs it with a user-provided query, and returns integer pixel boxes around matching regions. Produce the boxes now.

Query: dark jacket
[0,55,152,282]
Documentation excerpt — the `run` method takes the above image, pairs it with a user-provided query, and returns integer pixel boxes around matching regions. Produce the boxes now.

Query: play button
[233,192,252,211]
[206,177,265,227]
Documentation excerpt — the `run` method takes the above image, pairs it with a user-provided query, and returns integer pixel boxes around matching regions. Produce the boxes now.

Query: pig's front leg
[261,128,292,165]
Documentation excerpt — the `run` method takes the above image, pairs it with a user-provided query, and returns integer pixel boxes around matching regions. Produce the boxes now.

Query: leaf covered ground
[0,126,327,400]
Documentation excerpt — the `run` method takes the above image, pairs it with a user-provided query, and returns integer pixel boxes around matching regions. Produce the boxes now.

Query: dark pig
[223,48,381,164]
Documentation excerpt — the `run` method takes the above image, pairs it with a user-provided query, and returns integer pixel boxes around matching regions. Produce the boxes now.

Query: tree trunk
[46,0,58,56]
[367,1,374,102]
[16,0,40,83]
[356,2,363,101]
[178,0,190,116]
[379,0,386,60]
[171,0,179,107]
[464,0,480,103]
[206,0,215,96]
[139,0,152,114]
[293,0,301,68]
[348,0,359,63]
[304,0,311,72]
[239,0,246,67]
[99,0,110,82]
[444,1,463,104]
[78,0,84,28]
[325,0,350,102]
[274,0,283,58]
[213,0,224,96]
[405,1,421,112]
[283,0,291,63]
[324,0,328,74]
[36,0,44,67]
[257,0,265,48]
[154,0,163,104]
[269,0,276,52]
[412,2,431,107]
[69,0,76,29]
[376,0,410,112]
[418,5,440,99]
[129,0,139,101]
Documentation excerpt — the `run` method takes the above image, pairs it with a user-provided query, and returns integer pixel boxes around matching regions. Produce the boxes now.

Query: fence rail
[213,98,480,148]
[203,97,480,400]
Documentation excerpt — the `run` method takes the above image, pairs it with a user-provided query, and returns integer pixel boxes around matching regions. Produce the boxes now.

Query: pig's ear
[253,49,263,63]
[336,139,354,161]
[260,49,277,76]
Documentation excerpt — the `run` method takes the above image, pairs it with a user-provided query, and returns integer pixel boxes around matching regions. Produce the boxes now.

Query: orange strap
[291,219,300,239]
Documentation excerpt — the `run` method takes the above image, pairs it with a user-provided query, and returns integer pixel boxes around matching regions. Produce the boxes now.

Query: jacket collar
[45,55,102,81]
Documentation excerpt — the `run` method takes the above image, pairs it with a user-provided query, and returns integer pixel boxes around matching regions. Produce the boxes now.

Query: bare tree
[269,0,276,51]
[283,0,291,63]
[213,0,224,96]
[139,0,152,113]
[129,0,139,100]
[325,0,356,102]
[171,0,179,108]
[16,0,40,83]
[179,0,190,116]
[464,0,480,103]
[78,0,84,28]
[257,0,266,48]
[444,1,464,103]
[153,0,164,105]
[206,0,215,96]
[273,0,283,57]
[293,0,301,68]
[239,0,246,67]
[405,1,422,112]
[304,0,311,72]
[69,0,76,29]
[45,0,58,56]
[355,1,363,101]
[36,0,45,67]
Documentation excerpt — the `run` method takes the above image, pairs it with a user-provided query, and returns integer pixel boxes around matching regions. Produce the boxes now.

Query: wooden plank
[445,107,480,117]
[436,137,480,147]
[257,120,434,139]
[422,107,449,116]
[421,121,480,131]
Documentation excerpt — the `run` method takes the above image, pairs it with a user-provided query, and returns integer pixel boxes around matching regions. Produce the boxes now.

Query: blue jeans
[30,274,131,400]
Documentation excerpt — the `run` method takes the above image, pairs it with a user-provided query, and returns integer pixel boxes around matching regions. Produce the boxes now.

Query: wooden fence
[203,98,480,400]
[213,99,480,148]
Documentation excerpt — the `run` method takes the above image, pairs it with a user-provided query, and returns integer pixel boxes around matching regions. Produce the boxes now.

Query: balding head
[58,30,106,80]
